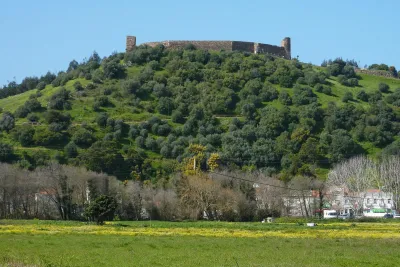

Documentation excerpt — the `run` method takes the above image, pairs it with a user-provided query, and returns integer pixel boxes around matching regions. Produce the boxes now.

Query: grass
[0,220,400,266]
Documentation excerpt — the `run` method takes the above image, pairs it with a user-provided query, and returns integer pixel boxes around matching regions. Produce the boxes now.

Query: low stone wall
[355,69,398,79]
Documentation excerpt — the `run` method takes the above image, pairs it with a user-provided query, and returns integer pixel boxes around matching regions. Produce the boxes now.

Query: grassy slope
[0,220,400,267]
[1,66,400,169]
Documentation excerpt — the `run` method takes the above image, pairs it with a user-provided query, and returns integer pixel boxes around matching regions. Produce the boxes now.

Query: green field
[0,220,399,267]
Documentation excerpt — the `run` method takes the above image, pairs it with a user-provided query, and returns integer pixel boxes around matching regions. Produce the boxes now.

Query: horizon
[1,0,399,86]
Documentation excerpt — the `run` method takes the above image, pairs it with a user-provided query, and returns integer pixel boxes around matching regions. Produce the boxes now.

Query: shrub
[36,81,46,90]
[13,126,35,146]
[72,128,96,147]
[172,110,185,123]
[0,143,14,162]
[96,113,108,127]
[0,113,15,132]
[33,128,63,146]
[49,88,71,110]
[65,141,78,158]
[27,113,39,123]
[86,83,96,90]
[342,92,353,103]
[84,195,117,225]
[379,83,390,93]
[356,90,369,102]
[73,81,84,91]
[347,78,358,87]
[278,91,292,105]
[322,86,332,95]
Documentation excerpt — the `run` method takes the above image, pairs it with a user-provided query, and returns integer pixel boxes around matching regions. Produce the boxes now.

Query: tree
[102,58,126,79]
[0,143,14,162]
[73,81,84,91]
[342,92,353,103]
[72,128,96,147]
[328,129,360,163]
[85,195,117,224]
[378,83,390,93]
[64,141,78,158]
[96,113,108,127]
[327,156,376,215]
[0,113,15,132]
[379,156,400,210]
[81,141,126,178]
[14,125,35,146]
[171,110,185,123]
[157,97,174,115]
[356,90,369,102]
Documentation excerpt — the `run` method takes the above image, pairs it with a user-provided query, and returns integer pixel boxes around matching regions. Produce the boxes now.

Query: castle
[126,36,291,60]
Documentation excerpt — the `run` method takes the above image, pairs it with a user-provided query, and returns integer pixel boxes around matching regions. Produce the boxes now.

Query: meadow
[0,220,400,267]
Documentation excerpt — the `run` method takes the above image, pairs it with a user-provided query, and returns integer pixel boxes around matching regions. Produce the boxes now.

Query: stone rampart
[127,36,291,59]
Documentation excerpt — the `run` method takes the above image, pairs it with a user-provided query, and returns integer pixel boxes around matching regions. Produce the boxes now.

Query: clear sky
[0,0,398,86]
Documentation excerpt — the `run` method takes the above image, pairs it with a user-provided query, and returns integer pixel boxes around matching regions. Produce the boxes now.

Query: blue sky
[0,0,398,86]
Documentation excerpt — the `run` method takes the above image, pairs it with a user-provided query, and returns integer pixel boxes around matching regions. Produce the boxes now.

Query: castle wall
[232,41,255,53]
[130,36,291,59]
[144,40,232,51]
[257,43,287,58]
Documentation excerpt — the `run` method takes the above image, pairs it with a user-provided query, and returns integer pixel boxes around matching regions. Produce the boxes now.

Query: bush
[0,113,15,132]
[96,113,108,127]
[122,79,141,95]
[278,91,292,105]
[65,141,78,158]
[49,88,71,110]
[14,106,30,118]
[342,92,353,103]
[347,78,359,87]
[13,126,35,146]
[157,97,174,115]
[379,83,390,93]
[73,81,84,91]
[33,128,63,146]
[356,90,369,102]
[72,128,96,147]
[84,195,117,225]
[322,86,332,95]
[292,86,317,106]
[315,84,324,92]
[171,110,185,123]
[102,58,126,79]
[36,81,46,90]
[0,143,14,162]
[27,113,39,123]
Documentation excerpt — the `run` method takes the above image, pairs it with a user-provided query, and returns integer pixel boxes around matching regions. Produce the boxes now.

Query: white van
[323,210,338,219]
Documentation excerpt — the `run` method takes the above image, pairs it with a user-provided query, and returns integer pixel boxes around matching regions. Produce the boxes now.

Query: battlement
[126,36,291,59]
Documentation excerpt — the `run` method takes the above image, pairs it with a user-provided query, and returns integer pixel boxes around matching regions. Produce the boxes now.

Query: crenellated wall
[126,36,291,59]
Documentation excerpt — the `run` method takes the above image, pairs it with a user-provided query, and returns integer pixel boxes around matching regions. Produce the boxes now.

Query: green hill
[1,46,400,181]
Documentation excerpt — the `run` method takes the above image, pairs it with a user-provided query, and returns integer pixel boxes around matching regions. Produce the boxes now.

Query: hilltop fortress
[126,36,291,60]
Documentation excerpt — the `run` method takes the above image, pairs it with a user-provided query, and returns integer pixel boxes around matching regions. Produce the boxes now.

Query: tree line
[2,154,399,222]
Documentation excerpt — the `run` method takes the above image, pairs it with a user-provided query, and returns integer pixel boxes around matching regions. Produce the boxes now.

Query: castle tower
[126,36,137,52]
[281,37,291,59]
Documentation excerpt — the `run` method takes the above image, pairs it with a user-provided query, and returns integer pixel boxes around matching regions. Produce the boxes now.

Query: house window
[367,198,371,204]
[345,199,349,204]
[374,199,377,204]
[388,199,392,204]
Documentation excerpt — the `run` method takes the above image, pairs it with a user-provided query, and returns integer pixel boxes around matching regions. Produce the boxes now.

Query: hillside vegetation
[1,45,400,181]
